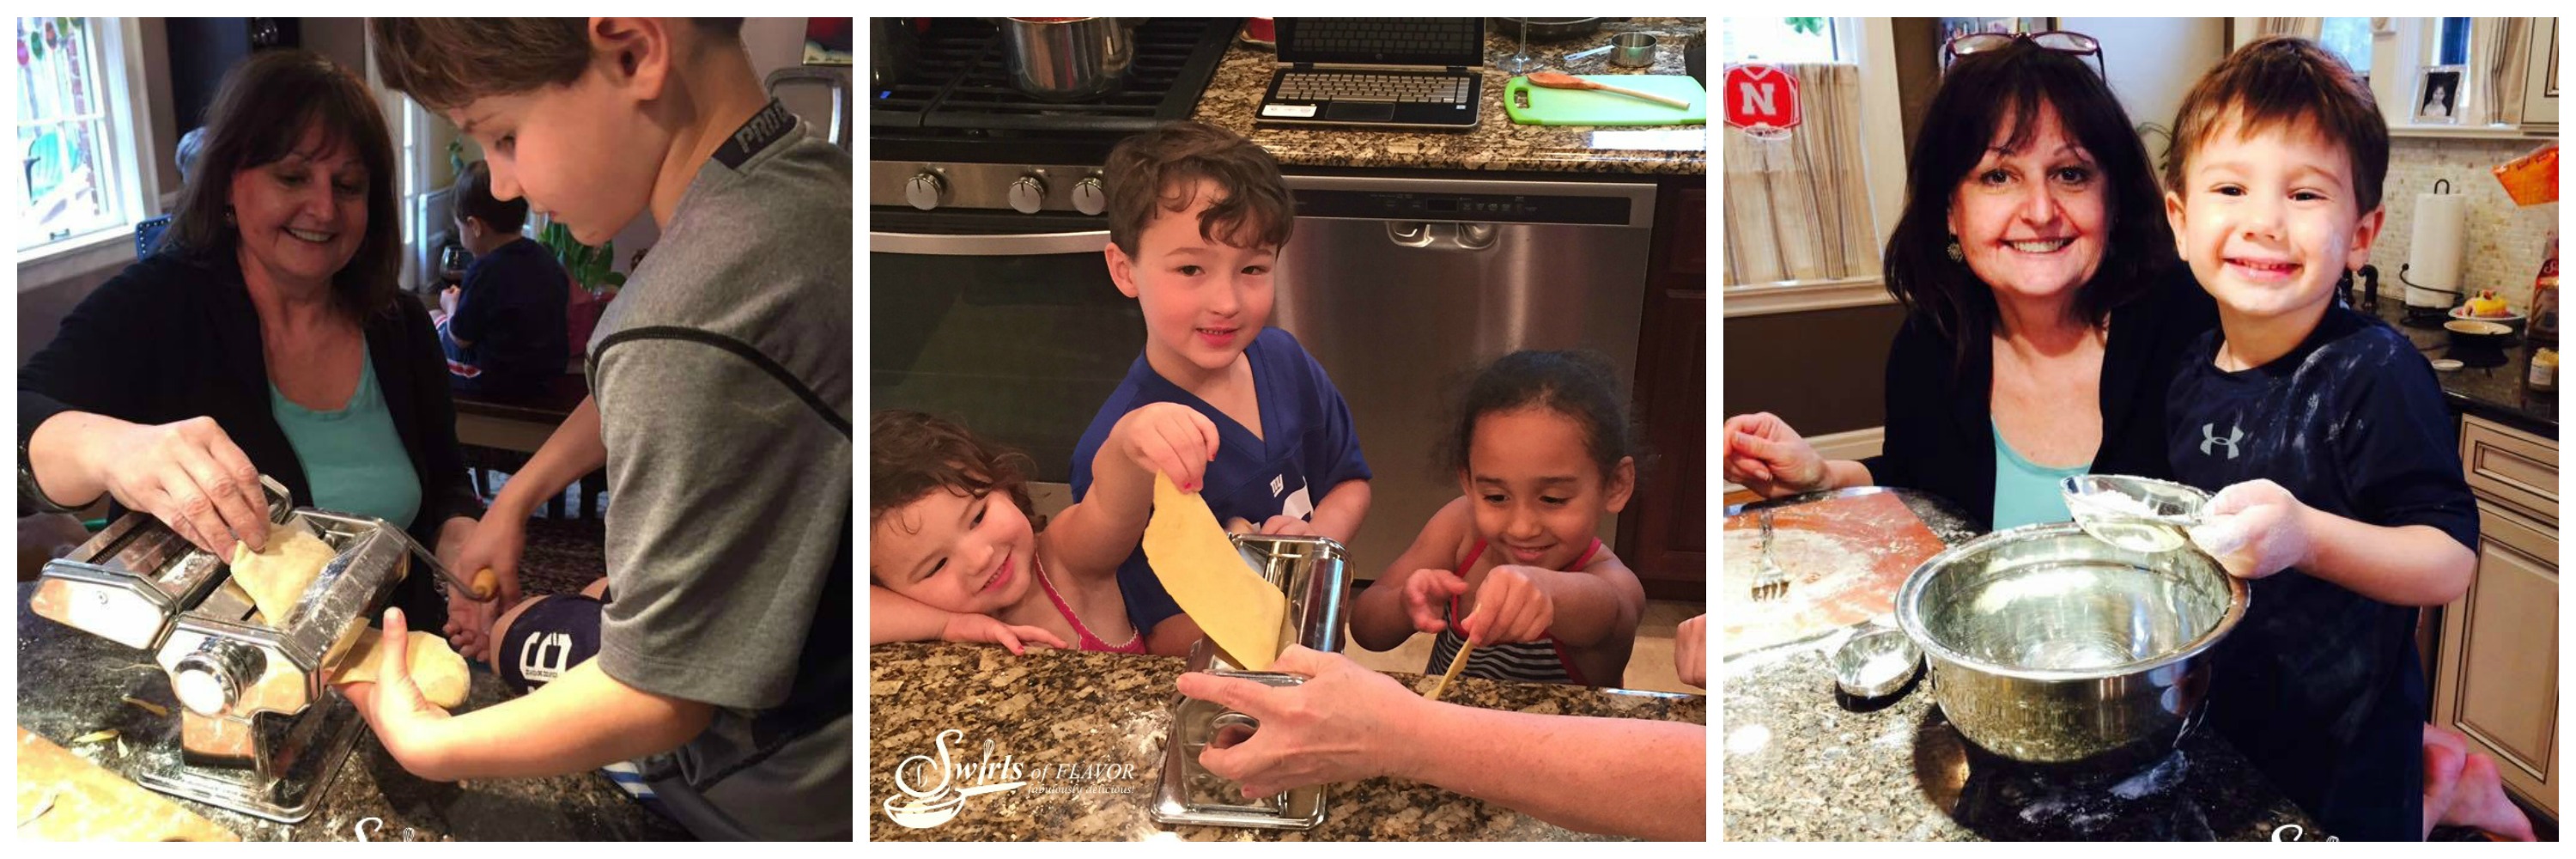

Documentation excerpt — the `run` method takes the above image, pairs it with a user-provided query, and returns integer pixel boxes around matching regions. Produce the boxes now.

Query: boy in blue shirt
[2160,37,2481,841]
[435,159,568,399]
[1072,121,1374,655]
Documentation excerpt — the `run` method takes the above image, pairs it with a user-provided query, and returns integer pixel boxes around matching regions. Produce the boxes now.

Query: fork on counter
[1751,509,1790,600]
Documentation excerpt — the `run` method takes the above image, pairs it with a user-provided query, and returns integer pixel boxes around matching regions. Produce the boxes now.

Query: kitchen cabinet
[1621,179,1707,602]
[2433,414,2559,820]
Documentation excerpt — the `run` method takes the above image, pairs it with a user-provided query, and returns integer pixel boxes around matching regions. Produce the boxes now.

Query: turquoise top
[270,346,421,529]
[1990,420,2087,531]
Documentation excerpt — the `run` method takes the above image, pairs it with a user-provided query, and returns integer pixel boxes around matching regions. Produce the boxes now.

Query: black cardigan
[1862,268,2219,529]
[20,251,479,630]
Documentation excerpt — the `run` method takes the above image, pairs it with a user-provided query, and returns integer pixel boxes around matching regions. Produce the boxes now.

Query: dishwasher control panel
[1291,189,1635,226]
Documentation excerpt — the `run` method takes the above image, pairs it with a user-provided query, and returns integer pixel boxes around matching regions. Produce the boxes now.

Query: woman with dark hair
[20,49,477,630]
[1724,34,2215,529]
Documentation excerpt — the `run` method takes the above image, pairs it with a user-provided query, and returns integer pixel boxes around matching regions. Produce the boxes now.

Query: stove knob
[173,641,260,716]
[906,172,945,211]
[1072,177,1108,216]
[1008,175,1048,214]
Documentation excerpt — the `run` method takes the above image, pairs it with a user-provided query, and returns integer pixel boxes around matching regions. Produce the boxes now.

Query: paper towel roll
[2408,192,2466,301]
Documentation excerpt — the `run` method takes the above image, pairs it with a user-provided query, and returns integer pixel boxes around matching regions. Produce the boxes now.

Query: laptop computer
[1257,18,1484,131]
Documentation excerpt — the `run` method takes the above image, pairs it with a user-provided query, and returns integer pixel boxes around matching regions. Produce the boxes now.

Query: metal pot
[870,18,919,92]
[1895,522,2249,769]
[992,17,1144,102]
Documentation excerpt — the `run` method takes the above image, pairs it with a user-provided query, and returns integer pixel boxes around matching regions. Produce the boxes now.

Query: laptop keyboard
[1277,72,1472,104]
[1294,17,1481,58]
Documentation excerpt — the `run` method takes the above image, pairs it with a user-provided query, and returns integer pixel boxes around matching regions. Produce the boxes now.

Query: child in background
[1350,350,1647,687]
[435,159,568,399]
[2160,36,2494,841]
[870,405,1219,655]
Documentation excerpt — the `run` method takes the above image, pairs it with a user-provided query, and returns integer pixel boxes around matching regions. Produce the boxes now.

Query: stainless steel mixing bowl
[1895,522,2249,768]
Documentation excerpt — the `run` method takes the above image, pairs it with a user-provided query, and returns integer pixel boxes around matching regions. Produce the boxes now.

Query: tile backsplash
[2371,136,2559,312]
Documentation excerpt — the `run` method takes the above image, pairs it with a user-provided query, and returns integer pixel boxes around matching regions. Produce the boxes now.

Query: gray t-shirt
[587,100,852,839]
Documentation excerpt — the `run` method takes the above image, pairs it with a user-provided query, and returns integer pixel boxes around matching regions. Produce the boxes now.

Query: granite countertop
[2365,300,2558,439]
[16,588,688,841]
[1193,18,1706,175]
[1715,491,2322,841]
[867,642,1706,841]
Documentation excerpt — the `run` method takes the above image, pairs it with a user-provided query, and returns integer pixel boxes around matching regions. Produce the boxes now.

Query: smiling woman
[19,48,482,635]
[1722,34,2218,533]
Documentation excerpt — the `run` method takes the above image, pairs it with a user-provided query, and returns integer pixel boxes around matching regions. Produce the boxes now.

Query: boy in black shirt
[2160,37,2482,840]
[436,159,568,399]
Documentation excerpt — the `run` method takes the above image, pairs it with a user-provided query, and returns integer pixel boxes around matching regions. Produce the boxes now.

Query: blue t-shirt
[1990,419,2087,530]
[439,236,569,398]
[2165,304,2477,841]
[1070,328,1370,634]
[270,345,422,530]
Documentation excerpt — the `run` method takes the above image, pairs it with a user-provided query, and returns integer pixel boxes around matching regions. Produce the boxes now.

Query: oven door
[870,222,1143,484]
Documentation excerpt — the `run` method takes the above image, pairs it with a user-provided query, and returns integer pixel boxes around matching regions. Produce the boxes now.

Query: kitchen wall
[2372,135,2560,309]
[1720,303,1905,436]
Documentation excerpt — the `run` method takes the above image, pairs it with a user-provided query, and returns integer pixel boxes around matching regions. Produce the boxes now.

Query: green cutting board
[1503,75,1707,126]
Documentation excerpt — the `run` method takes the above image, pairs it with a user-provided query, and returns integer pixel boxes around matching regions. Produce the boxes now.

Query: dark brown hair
[369,18,746,111]
[1883,40,2174,362]
[870,411,1035,530]
[2166,35,2389,214]
[1103,120,1295,259]
[1443,350,1642,484]
[162,49,401,319]
[452,160,528,232]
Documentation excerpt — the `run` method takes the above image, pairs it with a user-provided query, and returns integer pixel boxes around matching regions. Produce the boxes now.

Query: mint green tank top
[270,345,421,529]
[1990,420,2087,531]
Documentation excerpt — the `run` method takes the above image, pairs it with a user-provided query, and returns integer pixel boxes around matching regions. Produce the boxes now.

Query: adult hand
[1722,412,1829,498]
[939,612,1070,655]
[1674,613,1706,688]
[440,516,512,661]
[1461,566,1555,646]
[2188,479,2314,580]
[340,608,458,781]
[1402,568,1469,635]
[1255,515,1314,537]
[96,417,270,556]
[1114,402,1219,491]
[1177,646,1427,799]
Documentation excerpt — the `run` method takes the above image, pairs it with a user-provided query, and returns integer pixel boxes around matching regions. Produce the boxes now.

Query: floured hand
[2189,479,2314,580]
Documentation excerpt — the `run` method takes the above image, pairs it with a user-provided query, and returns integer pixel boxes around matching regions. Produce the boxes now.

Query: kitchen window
[1720,17,1907,316]
[14,17,152,260]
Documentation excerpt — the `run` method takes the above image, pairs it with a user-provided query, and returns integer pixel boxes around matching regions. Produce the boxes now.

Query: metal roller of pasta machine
[1150,533,1349,831]
[31,475,471,822]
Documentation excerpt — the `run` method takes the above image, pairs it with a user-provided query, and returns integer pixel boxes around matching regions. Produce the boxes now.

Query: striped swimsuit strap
[1419,537,1604,686]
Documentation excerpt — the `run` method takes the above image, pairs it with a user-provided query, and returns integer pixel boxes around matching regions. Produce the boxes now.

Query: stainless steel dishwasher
[1274,174,1656,582]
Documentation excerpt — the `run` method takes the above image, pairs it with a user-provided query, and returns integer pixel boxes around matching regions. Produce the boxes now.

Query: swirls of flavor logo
[884,728,1029,830]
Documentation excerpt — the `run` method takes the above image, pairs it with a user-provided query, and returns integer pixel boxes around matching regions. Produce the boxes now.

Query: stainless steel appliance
[993,16,1143,102]
[1275,174,1655,579]
[1151,533,1347,830]
[31,477,473,822]
[872,19,1242,482]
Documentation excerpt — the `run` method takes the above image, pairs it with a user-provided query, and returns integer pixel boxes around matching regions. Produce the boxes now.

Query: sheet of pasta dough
[227,527,337,627]
[331,630,470,708]
[1142,473,1287,671]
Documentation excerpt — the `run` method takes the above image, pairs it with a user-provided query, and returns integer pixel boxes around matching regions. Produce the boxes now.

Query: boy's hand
[1255,515,1314,537]
[439,286,460,318]
[1723,413,1829,498]
[1674,613,1706,688]
[2189,479,2315,580]
[340,609,458,781]
[445,516,530,661]
[1114,403,1219,492]
[1461,567,1556,646]
[1402,569,1470,635]
[940,612,1070,655]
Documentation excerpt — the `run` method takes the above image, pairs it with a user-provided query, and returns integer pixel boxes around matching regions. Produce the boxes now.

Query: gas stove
[872,18,1239,218]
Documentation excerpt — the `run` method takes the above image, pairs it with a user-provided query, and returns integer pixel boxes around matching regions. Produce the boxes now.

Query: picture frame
[1936,17,2054,45]
[2415,64,2464,125]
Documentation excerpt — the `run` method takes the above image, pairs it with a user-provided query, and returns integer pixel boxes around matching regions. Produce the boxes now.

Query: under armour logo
[2200,423,2245,459]
[519,632,574,685]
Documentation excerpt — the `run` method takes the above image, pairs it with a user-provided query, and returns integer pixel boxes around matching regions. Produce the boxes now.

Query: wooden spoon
[1525,70,1692,109]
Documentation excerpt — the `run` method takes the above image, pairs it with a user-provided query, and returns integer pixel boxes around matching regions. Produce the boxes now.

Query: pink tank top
[1035,557,1145,654]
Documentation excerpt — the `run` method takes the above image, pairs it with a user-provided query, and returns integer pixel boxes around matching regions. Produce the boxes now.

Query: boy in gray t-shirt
[360,19,850,839]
